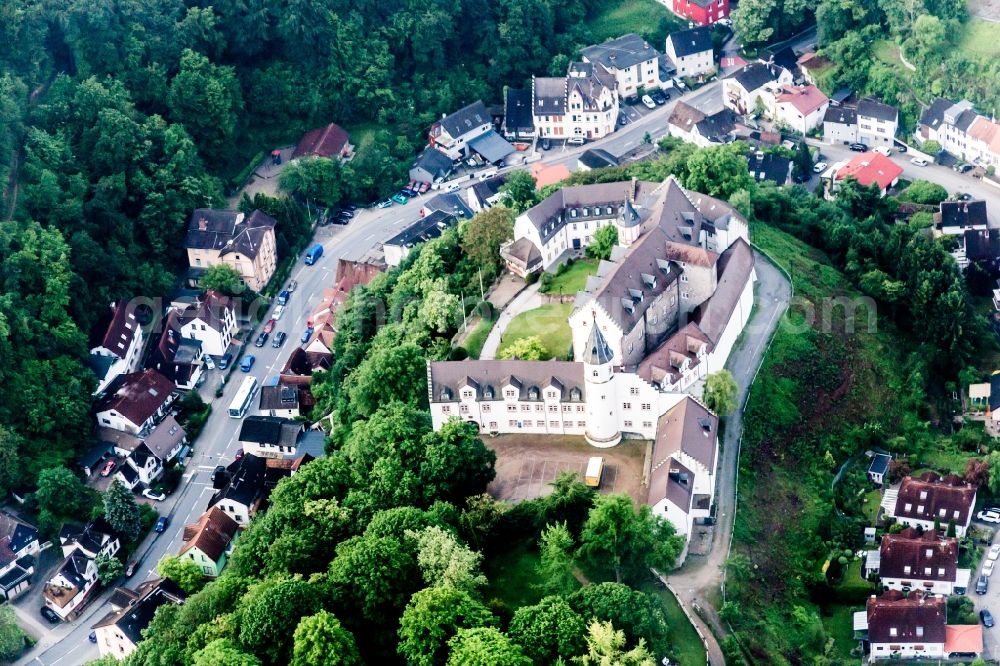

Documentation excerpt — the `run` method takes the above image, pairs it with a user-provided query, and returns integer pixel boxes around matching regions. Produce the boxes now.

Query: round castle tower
[583,318,622,448]
[614,196,642,247]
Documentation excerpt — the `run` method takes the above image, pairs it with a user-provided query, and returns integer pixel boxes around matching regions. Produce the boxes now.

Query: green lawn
[862,489,882,525]
[498,303,574,360]
[542,259,599,295]
[584,0,684,48]
[958,18,1000,56]
[462,315,496,359]
[482,542,549,609]
[821,604,859,662]
[343,122,384,153]
[641,584,708,666]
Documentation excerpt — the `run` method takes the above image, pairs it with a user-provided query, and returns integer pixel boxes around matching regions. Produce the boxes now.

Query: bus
[228,376,259,418]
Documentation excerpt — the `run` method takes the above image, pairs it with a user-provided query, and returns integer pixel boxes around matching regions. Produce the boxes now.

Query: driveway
[667,253,792,664]
[478,283,542,360]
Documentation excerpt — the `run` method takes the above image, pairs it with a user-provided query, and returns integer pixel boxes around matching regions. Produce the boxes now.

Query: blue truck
[304,244,323,265]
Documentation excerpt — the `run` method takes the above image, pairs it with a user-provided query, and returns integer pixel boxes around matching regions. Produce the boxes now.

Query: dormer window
[924,567,931,575]
[905,503,912,512]
[916,627,923,638]
[938,509,946,517]
[917,505,924,514]
[570,209,578,218]
[528,388,539,400]
[484,388,494,400]
[889,628,897,637]
[954,510,960,519]
[938,568,945,576]
[919,490,928,500]
[925,549,933,558]
[903,565,911,574]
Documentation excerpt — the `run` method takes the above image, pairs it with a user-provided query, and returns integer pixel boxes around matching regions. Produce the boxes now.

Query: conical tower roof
[584,320,614,365]
[619,198,641,228]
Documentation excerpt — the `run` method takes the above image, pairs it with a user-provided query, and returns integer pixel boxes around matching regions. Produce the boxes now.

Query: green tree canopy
[498,336,548,361]
[278,157,346,208]
[703,370,739,416]
[408,525,487,592]
[95,553,124,585]
[237,579,323,664]
[498,171,540,214]
[578,620,655,666]
[683,144,755,200]
[897,180,948,205]
[397,586,495,666]
[445,627,530,666]
[167,49,243,163]
[460,206,515,278]
[192,639,260,666]
[34,467,94,534]
[586,225,618,260]
[291,611,361,666]
[0,606,25,661]
[508,595,587,664]
[158,554,207,595]
[199,264,245,296]
[103,478,142,542]
[536,521,578,596]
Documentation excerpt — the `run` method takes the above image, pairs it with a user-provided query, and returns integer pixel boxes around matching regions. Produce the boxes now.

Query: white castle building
[430,177,757,550]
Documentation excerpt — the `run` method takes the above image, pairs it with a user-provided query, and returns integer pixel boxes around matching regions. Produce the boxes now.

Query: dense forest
[0,0,654,490]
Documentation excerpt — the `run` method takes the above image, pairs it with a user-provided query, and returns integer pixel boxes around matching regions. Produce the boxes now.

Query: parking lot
[969,520,1000,658]
[484,434,648,505]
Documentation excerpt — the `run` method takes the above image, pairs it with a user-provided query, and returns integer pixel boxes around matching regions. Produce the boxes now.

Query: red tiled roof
[945,624,983,654]
[879,528,958,582]
[836,152,904,190]
[292,123,350,160]
[867,591,946,644]
[180,507,239,563]
[775,85,828,115]
[893,472,976,526]
[95,370,174,427]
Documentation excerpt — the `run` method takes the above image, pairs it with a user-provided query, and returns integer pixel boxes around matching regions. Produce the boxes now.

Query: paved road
[668,253,792,663]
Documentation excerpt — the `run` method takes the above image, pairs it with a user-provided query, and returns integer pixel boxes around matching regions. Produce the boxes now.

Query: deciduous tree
[445,627,530,666]
[95,553,124,585]
[167,49,243,163]
[0,606,25,661]
[291,611,361,666]
[536,522,577,595]
[408,525,487,592]
[158,555,207,595]
[499,171,539,214]
[199,264,245,296]
[238,579,322,664]
[703,370,739,415]
[398,586,495,666]
[460,206,515,278]
[192,639,260,666]
[578,620,655,666]
[586,225,618,260]
[498,336,547,360]
[508,596,586,664]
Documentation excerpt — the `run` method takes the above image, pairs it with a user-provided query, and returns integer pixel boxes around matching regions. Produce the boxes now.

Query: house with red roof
[664,0,729,25]
[292,123,352,162]
[832,152,903,197]
[773,84,829,134]
[94,369,175,436]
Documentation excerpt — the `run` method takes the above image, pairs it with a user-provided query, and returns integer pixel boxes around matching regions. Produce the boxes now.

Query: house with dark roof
[184,209,278,292]
[871,528,969,595]
[722,62,792,116]
[92,579,185,659]
[44,549,99,621]
[95,369,175,435]
[868,453,891,485]
[577,148,620,171]
[665,26,714,78]
[171,290,237,357]
[938,199,988,235]
[858,97,899,147]
[409,147,454,186]
[384,211,458,267]
[882,472,977,536]
[114,442,162,489]
[666,0,730,25]
[580,33,663,98]
[0,513,39,600]
[420,192,473,220]
[89,301,146,396]
[824,105,859,145]
[532,60,620,142]
[179,507,239,577]
[429,100,493,160]
[668,102,738,147]
[59,519,120,560]
[146,323,203,391]
[746,151,792,185]
[502,89,535,140]
[467,175,507,213]
[238,416,304,459]
[864,591,948,661]
[207,454,292,525]
[292,123,352,161]
[915,97,999,166]
[258,384,301,418]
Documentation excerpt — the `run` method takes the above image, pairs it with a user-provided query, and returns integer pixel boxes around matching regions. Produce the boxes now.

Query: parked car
[100,459,117,477]
[445,183,460,192]
[377,199,393,209]
[910,157,929,166]
[125,561,138,577]
[955,163,974,173]
[896,144,907,153]
[813,162,828,173]
[235,449,245,461]
[650,91,667,105]
[204,355,215,370]
[618,115,628,126]
[391,193,408,205]
[873,146,892,157]
[982,609,996,628]
[154,516,169,533]
[218,353,233,370]
[277,290,290,306]
[338,210,354,219]
[978,575,989,594]
[978,510,1000,523]
[301,327,314,343]
[540,138,551,151]
[989,544,1000,561]
[240,355,256,372]
[41,607,60,624]
[212,465,228,488]
[567,137,586,146]
[272,305,285,320]
[254,332,268,347]
[400,188,418,198]
[142,488,166,502]
[271,331,287,348]
[672,77,687,90]
[849,143,868,152]
[287,280,298,292]
[985,559,995,576]
[956,192,973,201]
[89,631,98,643]
[344,204,358,212]
[641,95,656,109]
[263,319,276,333]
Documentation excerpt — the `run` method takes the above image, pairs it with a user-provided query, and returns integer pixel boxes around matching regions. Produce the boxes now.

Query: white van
[873,146,892,157]
[584,456,605,488]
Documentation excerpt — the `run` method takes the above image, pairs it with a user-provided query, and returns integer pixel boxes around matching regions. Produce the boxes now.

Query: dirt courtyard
[485,434,649,505]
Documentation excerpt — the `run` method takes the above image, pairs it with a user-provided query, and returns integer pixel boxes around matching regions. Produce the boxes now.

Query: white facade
[177,308,236,357]
[90,306,145,396]
[824,119,858,145]
[213,499,252,526]
[722,66,793,116]
[881,572,968,597]
[665,43,713,78]
[774,97,829,134]
[533,66,620,142]
[44,554,98,620]
[858,112,897,147]
[511,207,621,273]
[869,641,944,661]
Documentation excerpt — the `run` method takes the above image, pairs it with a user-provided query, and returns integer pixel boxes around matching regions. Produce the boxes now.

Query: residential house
[429,101,493,160]
[467,175,507,213]
[115,443,163,489]
[938,200,989,235]
[865,591,946,661]
[660,0,729,26]
[874,528,969,596]
[238,416,305,459]
[92,579,185,659]
[746,151,792,185]
[172,290,237,357]
[857,98,899,147]
[146,324,203,391]
[962,228,1000,274]
[207,454,292,526]
[43,550,100,621]
[184,209,278,293]
[94,369,175,435]
[832,152,903,197]
[966,115,1000,168]
[101,415,185,483]
[668,102,737,147]
[384,211,457,267]
[59,520,121,560]
[937,199,992,269]
[179,507,239,577]
[665,26,714,79]
[577,148,620,171]
[89,302,145,396]
[291,123,352,161]
[723,62,792,116]
[882,472,977,536]
[969,382,990,410]
[990,372,1000,423]
[916,97,1000,167]
[868,453,891,485]
[420,192,473,220]
[580,33,663,98]
[530,162,572,190]
[772,84,829,134]
[502,89,535,140]
[258,384,301,418]
[532,61,620,141]
[409,148,454,187]
[0,514,39,600]
[824,106,858,145]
